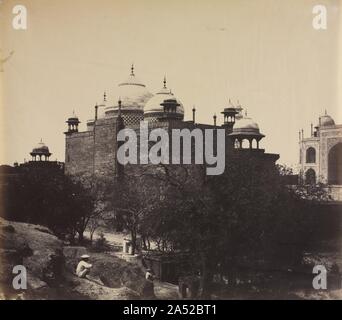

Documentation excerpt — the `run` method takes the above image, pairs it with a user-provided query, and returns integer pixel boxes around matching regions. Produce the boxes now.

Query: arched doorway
[305,169,316,185]
[306,147,316,163]
[328,143,342,185]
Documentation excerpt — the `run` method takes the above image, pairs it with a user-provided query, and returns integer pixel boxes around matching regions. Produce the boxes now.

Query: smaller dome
[31,140,51,155]
[144,78,184,116]
[233,117,260,132]
[319,113,335,127]
[67,110,79,122]
[230,113,265,138]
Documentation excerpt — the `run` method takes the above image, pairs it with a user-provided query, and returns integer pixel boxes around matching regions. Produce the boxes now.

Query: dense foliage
[112,159,328,296]
[1,167,94,241]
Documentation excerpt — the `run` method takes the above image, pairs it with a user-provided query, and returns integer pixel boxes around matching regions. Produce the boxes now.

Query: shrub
[92,232,109,252]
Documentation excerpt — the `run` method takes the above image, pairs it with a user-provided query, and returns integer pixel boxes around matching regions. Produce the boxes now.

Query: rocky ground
[0,217,157,300]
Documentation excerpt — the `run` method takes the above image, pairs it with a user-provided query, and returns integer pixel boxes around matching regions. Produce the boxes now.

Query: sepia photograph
[0,0,342,307]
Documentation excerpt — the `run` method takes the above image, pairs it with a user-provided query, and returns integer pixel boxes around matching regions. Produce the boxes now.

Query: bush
[92,232,109,252]
[2,167,95,241]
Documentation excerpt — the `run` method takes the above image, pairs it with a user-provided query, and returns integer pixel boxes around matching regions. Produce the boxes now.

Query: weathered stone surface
[0,218,64,290]
[63,250,151,298]
[65,117,119,178]
[65,273,139,300]
[65,131,94,176]
[27,274,48,290]
[1,224,15,233]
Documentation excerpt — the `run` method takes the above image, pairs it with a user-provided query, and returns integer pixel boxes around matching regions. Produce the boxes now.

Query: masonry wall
[65,117,279,196]
[299,138,320,180]
[65,117,120,179]
[93,117,118,178]
[65,131,94,176]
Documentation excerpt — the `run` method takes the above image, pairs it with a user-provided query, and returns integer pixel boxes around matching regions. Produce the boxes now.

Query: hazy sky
[0,0,341,168]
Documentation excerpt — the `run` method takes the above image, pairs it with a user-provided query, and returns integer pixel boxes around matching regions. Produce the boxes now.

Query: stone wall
[65,131,94,176]
[64,117,279,199]
[299,137,320,181]
[65,117,120,179]
[94,118,118,178]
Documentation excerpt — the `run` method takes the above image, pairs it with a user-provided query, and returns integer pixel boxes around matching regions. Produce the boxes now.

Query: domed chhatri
[144,77,184,121]
[233,116,261,134]
[30,139,52,161]
[106,65,152,115]
[318,111,335,128]
[66,111,80,133]
[229,112,265,149]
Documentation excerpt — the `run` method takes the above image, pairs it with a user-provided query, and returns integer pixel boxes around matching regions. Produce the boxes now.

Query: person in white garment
[76,254,93,278]
[145,268,154,282]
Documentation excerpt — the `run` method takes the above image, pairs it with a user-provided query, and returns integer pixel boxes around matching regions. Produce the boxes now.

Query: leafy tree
[97,155,328,297]
[111,169,162,255]
[137,156,328,297]
[2,166,95,241]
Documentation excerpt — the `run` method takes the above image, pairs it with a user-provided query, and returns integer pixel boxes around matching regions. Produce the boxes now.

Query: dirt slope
[0,218,140,300]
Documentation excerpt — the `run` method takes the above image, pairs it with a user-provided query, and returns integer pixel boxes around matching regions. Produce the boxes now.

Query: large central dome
[106,66,152,113]
[318,112,335,128]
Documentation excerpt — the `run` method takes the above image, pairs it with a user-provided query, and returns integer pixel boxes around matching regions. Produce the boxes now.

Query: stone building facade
[64,66,279,185]
[299,111,342,201]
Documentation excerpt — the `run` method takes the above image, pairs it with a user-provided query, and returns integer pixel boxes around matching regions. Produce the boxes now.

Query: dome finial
[245,110,248,117]
[131,64,135,76]
[95,103,99,120]
[325,109,327,115]
[192,106,196,123]
[104,91,107,102]
[163,75,167,89]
